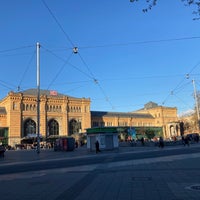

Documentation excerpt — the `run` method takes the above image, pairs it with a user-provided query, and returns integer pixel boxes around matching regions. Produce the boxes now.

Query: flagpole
[36,42,40,154]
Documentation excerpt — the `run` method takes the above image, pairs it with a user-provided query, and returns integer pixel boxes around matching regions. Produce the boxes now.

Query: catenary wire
[162,61,200,105]
[77,36,200,50]
[40,35,200,53]
[17,50,36,91]
[173,93,194,110]
[45,51,113,108]
[41,0,75,48]
[46,51,73,90]
[0,80,16,91]
[38,0,200,111]
[40,0,114,109]
[41,46,94,81]
[0,45,34,54]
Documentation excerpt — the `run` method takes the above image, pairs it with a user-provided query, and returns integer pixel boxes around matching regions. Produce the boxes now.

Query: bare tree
[130,0,200,20]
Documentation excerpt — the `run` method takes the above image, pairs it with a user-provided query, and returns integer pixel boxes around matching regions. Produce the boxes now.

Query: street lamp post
[192,79,200,131]
[36,42,40,154]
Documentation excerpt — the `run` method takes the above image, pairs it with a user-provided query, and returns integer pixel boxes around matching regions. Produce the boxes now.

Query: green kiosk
[86,127,119,151]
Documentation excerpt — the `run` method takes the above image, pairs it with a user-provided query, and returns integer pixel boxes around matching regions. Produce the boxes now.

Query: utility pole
[36,42,40,154]
[192,79,200,131]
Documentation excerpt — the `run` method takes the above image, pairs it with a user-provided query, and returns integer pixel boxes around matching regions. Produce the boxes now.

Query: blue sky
[0,0,200,115]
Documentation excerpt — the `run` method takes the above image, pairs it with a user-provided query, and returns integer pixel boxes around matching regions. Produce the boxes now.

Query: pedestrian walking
[159,136,164,148]
[181,135,185,146]
[95,140,100,153]
[184,135,190,147]
[141,137,145,146]
[75,141,78,148]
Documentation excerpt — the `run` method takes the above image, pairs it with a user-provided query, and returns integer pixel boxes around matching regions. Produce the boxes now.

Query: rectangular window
[107,122,112,126]
[100,122,105,127]
[92,122,99,127]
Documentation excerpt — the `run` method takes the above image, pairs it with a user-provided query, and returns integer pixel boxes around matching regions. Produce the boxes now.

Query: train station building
[0,89,91,146]
[0,89,179,147]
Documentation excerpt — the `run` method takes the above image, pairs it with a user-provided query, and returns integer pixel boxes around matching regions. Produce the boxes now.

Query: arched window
[33,105,36,111]
[69,119,81,135]
[48,119,59,136]
[170,125,175,137]
[23,119,36,137]
[13,102,17,110]
[22,103,25,111]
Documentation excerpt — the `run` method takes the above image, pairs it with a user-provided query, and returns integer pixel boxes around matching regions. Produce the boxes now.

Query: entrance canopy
[26,133,43,138]
[86,127,120,135]
[21,133,43,144]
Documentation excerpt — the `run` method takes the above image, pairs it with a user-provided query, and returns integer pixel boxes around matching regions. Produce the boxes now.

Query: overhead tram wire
[67,62,96,79]
[162,77,191,106]
[41,0,94,88]
[97,73,186,82]
[41,46,95,89]
[40,0,200,103]
[162,61,200,106]
[40,1,200,109]
[41,0,99,80]
[173,61,200,94]
[187,61,200,75]
[0,80,16,91]
[39,46,189,84]
[96,82,114,109]
[43,36,200,52]
[0,45,35,93]
[42,46,101,90]
[77,36,200,50]
[41,0,74,48]
[41,0,114,109]
[0,45,35,54]
[41,45,69,63]
[195,80,200,87]
[46,51,73,90]
[74,46,114,109]
[0,45,35,58]
[171,81,192,95]
[41,46,93,79]
[173,61,200,93]
[173,93,194,110]
[42,46,111,101]
[17,50,36,92]
[77,52,96,79]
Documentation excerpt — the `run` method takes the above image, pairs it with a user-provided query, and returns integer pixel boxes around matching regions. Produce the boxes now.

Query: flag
[50,90,58,96]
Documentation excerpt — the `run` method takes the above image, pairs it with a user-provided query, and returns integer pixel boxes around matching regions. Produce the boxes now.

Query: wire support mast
[36,42,41,154]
